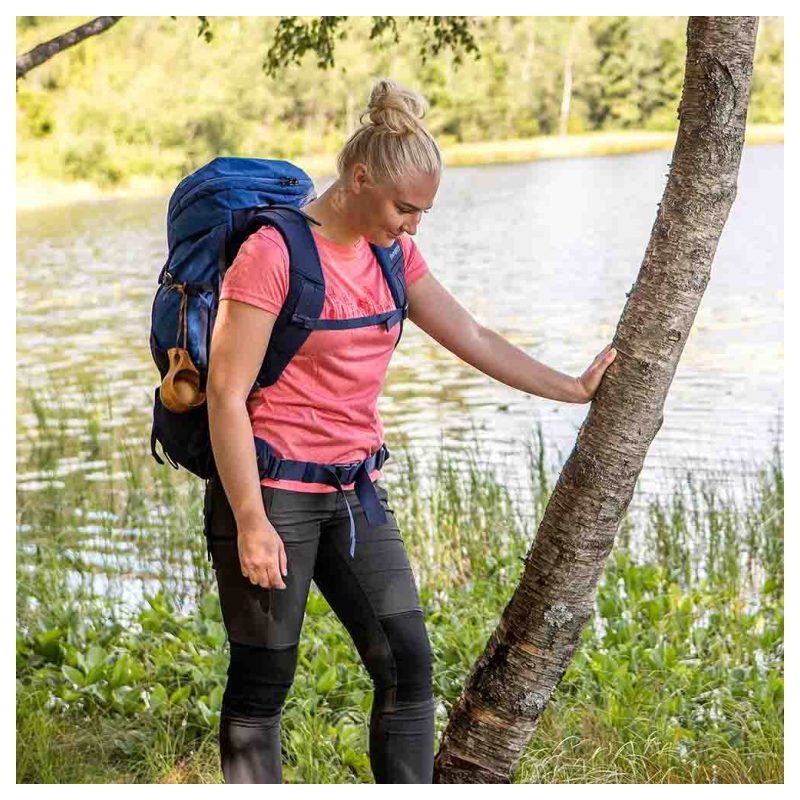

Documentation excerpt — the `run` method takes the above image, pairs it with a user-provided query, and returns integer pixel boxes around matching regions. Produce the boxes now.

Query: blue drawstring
[320,466,358,558]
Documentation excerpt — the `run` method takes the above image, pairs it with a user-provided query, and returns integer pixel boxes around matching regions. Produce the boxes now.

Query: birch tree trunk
[558,17,585,137]
[433,16,760,784]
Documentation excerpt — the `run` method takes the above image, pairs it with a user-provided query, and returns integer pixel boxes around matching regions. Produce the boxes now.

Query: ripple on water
[16,148,783,612]
[18,480,67,491]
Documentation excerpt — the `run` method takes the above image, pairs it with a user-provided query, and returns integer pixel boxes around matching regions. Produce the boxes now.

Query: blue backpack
[149,157,408,557]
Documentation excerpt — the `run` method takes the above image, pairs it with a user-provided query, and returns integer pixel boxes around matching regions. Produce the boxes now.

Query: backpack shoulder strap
[245,207,325,389]
[369,239,407,311]
[370,239,408,349]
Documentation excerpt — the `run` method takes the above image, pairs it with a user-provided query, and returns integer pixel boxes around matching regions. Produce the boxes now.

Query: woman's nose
[405,212,422,235]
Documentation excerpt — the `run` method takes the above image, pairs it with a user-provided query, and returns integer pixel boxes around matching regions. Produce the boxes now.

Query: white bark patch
[514,690,550,716]
[544,604,573,628]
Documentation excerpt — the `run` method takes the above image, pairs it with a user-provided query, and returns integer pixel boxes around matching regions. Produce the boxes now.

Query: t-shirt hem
[406,264,429,287]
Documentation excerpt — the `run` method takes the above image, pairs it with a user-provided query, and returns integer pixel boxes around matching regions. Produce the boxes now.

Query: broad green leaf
[62,664,84,687]
[86,644,106,670]
[169,684,192,704]
[316,665,337,694]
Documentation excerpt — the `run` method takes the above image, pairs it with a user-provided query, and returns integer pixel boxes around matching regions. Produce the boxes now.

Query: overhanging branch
[16,16,123,80]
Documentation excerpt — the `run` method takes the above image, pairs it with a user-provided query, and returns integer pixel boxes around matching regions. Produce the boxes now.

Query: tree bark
[16,17,123,80]
[558,17,584,137]
[558,52,573,138]
[433,16,759,784]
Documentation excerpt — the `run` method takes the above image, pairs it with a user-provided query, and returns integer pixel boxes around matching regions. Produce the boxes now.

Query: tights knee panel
[223,640,299,718]
[372,611,433,705]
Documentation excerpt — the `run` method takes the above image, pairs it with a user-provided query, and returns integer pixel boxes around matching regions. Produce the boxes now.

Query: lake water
[16,144,783,589]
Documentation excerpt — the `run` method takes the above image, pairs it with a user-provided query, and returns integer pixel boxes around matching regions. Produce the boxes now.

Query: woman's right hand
[237,521,288,590]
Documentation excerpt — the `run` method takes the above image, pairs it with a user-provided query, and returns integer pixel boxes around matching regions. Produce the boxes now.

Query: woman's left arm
[407,272,616,404]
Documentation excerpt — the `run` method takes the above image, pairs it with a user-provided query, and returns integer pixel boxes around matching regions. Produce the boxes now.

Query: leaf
[110,653,130,688]
[316,665,337,694]
[169,684,192,705]
[209,685,223,713]
[32,628,63,662]
[86,644,106,670]
[85,662,107,685]
[62,664,84,687]
[128,657,146,684]
[200,592,221,622]
[360,692,373,713]
[111,686,135,711]
[196,699,212,725]
[205,620,227,648]
[150,682,168,708]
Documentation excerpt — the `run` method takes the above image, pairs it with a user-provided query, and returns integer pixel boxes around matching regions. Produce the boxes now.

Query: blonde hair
[337,79,441,185]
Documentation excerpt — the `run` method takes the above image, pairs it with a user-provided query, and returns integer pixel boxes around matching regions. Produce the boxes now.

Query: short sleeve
[398,234,430,287]
[220,227,289,315]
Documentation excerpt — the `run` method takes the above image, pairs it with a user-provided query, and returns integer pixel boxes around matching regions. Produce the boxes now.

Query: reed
[16,380,783,783]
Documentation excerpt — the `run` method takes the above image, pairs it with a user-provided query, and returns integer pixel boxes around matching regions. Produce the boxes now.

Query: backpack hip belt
[254,438,390,558]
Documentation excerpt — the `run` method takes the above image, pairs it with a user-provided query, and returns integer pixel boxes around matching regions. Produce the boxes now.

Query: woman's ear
[351,163,369,194]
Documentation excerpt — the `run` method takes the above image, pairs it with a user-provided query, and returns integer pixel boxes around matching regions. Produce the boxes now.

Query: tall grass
[16,381,783,783]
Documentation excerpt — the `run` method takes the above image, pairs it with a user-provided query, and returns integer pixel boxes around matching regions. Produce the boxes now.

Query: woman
[205,78,617,784]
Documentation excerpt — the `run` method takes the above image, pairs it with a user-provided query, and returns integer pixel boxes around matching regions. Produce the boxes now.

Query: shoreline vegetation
[16,360,784,782]
[15,123,784,212]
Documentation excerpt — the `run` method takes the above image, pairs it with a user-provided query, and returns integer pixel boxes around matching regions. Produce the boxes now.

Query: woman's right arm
[206,298,287,590]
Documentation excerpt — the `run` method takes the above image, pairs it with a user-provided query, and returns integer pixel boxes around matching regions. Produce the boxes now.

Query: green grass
[16,382,783,783]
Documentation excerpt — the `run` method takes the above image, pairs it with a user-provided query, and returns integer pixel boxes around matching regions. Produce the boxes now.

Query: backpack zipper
[172,175,306,217]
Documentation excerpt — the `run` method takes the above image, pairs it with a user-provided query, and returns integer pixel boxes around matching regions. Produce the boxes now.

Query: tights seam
[322,537,398,693]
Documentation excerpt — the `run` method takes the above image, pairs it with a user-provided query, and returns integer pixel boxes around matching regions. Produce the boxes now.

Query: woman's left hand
[572,343,617,403]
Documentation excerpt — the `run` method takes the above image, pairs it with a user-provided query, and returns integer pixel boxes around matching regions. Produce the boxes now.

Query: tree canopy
[15,16,783,188]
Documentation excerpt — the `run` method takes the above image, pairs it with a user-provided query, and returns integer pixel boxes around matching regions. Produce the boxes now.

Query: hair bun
[337,78,441,182]
[364,78,429,135]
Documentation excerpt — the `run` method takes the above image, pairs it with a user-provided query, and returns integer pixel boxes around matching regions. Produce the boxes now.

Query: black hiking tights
[205,478,435,784]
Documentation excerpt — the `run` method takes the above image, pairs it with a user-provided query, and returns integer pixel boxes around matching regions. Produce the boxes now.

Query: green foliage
[15,16,784,188]
[264,16,350,75]
[62,140,123,187]
[16,534,784,782]
[749,17,784,124]
[583,17,687,131]
[16,89,56,138]
[263,16,478,77]
[15,369,784,781]
[520,549,783,783]
[408,16,481,66]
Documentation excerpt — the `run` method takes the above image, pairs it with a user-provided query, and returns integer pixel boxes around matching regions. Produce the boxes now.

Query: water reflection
[17,145,783,599]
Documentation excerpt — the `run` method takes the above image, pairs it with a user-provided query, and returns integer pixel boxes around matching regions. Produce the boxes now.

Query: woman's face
[350,164,440,247]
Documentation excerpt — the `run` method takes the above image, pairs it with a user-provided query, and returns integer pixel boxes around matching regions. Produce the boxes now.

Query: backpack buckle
[331,459,360,472]
[373,446,389,470]
[331,460,361,484]
[291,312,314,330]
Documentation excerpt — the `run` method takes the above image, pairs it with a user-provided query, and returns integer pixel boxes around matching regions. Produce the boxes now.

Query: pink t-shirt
[220,226,429,492]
